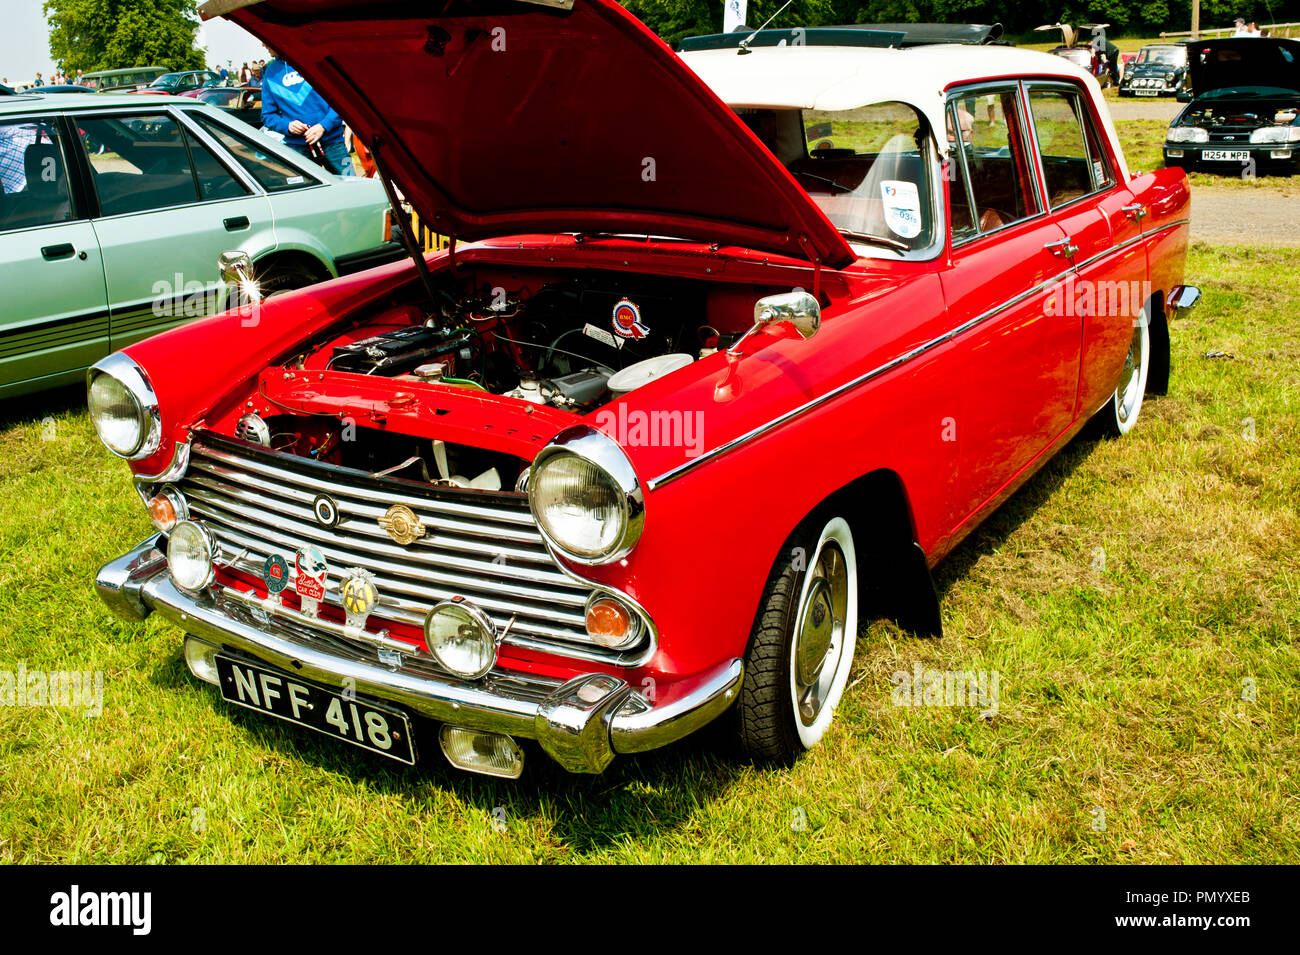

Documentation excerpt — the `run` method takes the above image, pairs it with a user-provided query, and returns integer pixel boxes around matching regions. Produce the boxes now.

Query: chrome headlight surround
[86,352,161,460]
[1167,126,1209,144]
[528,425,645,565]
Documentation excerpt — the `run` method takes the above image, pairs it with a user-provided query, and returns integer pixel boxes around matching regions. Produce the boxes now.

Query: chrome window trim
[945,81,1048,248]
[169,106,264,196]
[1022,80,1119,213]
[648,218,1190,492]
[184,108,327,192]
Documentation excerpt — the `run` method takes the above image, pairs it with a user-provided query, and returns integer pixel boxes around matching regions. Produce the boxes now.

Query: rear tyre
[735,514,858,763]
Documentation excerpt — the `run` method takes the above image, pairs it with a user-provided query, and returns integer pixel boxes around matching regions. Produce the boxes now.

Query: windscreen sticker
[881,180,922,239]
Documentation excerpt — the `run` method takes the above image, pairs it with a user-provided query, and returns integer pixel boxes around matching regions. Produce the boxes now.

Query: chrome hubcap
[1117,322,1144,424]
[793,542,848,726]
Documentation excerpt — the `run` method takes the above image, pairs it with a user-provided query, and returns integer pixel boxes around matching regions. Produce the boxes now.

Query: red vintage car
[91,0,1199,779]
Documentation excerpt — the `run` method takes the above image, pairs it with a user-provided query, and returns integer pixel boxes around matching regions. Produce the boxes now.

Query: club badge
[612,297,649,340]
[313,493,340,528]
[378,504,426,546]
[294,545,327,618]
[263,553,290,602]
[340,569,380,629]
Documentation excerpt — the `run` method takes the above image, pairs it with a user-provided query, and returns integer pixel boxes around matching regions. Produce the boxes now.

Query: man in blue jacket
[260,52,353,176]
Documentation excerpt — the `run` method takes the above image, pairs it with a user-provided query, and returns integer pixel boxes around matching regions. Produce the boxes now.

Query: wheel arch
[807,468,943,639]
[253,247,335,283]
[1146,290,1171,396]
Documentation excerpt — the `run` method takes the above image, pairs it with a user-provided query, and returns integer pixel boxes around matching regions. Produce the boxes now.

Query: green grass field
[1,123,1297,863]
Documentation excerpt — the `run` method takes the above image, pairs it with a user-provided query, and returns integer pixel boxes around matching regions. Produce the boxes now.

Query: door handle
[1121,203,1147,222]
[224,216,250,231]
[41,243,75,260]
[1045,237,1078,258]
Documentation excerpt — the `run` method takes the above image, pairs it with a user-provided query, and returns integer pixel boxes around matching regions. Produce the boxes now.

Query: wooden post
[1191,0,1200,39]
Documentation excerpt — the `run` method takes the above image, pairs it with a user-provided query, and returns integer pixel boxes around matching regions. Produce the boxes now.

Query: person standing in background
[260,49,354,176]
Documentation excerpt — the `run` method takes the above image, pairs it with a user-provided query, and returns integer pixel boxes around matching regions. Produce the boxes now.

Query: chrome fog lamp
[167,520,217,592]
[439,726,524,778]
[529,426,644,565]
[424,599,499,679]
[86,353,161,459]
[183,636,220,685]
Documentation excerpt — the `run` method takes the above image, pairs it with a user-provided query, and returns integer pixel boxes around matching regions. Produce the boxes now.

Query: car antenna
[737,0,794,55]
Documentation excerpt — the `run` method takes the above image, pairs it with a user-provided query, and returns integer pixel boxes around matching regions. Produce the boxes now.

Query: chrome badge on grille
[340,569,379,629]
[378,504,426,545]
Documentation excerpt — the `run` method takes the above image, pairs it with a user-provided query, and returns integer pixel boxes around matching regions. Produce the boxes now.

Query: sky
[3,2,268,87]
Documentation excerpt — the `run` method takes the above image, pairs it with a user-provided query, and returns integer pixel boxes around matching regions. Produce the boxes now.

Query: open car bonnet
[199,0,855,268]
[1187,37,1300,95]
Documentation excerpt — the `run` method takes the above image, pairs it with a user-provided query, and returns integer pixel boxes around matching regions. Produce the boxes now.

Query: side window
[182,127,249,201]
[0,118,76,231]
[947,89,1041,240]
[1027,89,1113,208]
[80,113,203,215]
[192,113,319,192]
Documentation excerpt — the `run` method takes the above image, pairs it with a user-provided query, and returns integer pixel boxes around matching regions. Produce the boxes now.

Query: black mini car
[1164,37,1300,175]
[1120,44,1189,97]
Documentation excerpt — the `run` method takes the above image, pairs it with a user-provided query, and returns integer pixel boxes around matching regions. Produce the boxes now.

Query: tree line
[41,0,1298,75]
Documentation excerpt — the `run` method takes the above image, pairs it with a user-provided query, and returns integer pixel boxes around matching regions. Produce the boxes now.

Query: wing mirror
[727,289,821,356]
[218,250,262,306]
[1176,89,1193,102]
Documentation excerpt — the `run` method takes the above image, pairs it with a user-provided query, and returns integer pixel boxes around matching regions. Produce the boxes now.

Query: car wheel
[735,514,858,762]
[257,261,321,298]
[1090,312,1151,438]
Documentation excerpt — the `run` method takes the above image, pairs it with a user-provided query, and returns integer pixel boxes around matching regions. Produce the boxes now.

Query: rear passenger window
[1028,89,1114,208]
[0,118,76,231]
[80,114,205,215]
[182,128,249,201]
[947,89,1041,240]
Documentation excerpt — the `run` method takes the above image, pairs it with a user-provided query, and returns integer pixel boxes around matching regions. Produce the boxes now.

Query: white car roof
[681,43,1130,179]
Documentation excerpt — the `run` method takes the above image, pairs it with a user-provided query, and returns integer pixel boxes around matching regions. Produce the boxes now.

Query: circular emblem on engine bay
[378,504,426,546]
[612,297,650,340]
[313,493,340,528]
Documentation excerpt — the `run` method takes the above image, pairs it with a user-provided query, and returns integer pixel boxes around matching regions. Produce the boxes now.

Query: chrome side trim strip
[648,219,1190,491]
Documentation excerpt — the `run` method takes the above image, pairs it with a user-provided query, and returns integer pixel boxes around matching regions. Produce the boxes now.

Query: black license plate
[215,654,415,764]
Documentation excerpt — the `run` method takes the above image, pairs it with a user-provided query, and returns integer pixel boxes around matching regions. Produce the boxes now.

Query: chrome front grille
[176,435,602,653]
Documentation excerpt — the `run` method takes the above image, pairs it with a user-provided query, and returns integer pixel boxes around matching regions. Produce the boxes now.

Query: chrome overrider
[96,535,743,774]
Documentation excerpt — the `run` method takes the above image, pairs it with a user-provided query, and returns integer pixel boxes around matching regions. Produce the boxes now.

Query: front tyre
[736,515,858,762]
[1090,312,1151,438]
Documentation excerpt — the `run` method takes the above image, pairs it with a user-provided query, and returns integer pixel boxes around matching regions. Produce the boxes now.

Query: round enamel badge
[612,297,649,340]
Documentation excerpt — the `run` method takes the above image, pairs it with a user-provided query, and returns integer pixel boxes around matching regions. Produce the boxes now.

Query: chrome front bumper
[97,536,742,774]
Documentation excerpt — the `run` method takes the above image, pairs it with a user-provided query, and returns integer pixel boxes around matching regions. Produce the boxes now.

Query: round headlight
[424,600,498,679]
[86,353,160,459]
[167,520,216,592]
[88,372,144,456]
[528,426,644,565]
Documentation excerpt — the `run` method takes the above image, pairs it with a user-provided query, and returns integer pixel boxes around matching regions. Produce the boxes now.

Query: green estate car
[0,92,403,399]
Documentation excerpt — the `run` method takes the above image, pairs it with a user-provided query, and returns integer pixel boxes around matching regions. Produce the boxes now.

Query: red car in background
[92,0,1199,779]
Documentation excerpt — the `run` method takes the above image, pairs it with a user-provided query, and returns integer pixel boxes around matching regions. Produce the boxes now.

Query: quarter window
[191,113,319,192]
[1027,89,1114,208]
[0,118,76,231]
